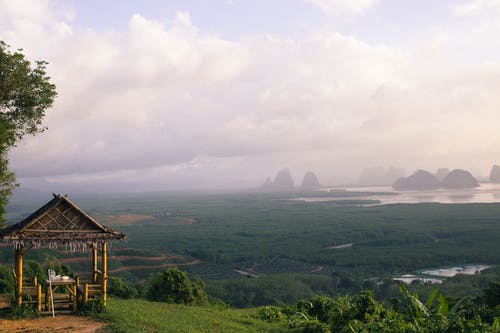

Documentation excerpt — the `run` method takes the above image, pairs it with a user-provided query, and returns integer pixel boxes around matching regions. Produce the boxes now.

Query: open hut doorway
[0,194,125,312]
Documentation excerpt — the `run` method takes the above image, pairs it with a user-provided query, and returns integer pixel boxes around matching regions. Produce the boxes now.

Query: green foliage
[5,303,39,319]
[6,193,500,309]
[206,274,337,308]
[45,260,72,277]
[0,41,57,145]
[0,264,14,294]
[0,153,15,226]
[0,40,56,224]
[483,281,500,308]
[25,260,44,284]
[258,306,286,322]
[77,299,105,316]
[66,193,500,285]
[148,267,208,305]
[191,279,209,305]
[257,287,500,333]
[108,276,138,299]
[96,297,285,333]
[297,321,330,333]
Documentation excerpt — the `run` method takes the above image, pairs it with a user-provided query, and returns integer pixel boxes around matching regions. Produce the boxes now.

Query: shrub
[258,305,286,322]
[148,267,208,305]
[192,280,209,305]
[108,277,137,299]
[298,320,331,333]
[6,303,39,319]
[77,299,105,316]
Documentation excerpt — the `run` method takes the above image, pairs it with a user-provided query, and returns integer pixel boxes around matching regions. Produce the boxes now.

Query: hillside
[97,298,283,333]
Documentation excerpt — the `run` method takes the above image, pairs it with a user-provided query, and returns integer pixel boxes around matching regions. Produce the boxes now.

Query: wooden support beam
[83,283,89,304]
[72,284,77,312]
[37,284,42,312]
[92,245,98,283]
[101,241,107,306]
[14,248,23,306]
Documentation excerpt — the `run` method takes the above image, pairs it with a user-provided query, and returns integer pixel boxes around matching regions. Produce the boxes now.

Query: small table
[45,277,77,312]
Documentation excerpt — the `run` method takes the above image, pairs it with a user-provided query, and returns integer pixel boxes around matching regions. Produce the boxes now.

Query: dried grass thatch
[0,194,125,251]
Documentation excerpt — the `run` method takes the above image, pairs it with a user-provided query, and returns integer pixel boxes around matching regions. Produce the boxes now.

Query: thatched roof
[0,194,125,250]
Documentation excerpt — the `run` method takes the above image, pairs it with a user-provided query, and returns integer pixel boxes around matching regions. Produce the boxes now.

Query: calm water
[301,182,500,205]
[394,264,492,284]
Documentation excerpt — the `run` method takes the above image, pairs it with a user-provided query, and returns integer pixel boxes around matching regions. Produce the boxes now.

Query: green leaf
[436,294,449,316]
[425,287,439,309]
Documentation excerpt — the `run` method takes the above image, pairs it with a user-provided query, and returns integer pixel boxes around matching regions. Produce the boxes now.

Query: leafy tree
[148,267,208,305]
[0,40,57,224]
[482,281,500,308]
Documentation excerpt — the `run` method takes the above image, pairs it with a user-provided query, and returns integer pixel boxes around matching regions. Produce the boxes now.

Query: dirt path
[109,259,201,273]
[60,253,183,264]
[0,295,107,333]
[0,315,107,333]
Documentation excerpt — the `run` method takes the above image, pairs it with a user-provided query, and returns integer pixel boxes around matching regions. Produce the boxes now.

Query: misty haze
[2,1,500,332]
[2,1,500,194]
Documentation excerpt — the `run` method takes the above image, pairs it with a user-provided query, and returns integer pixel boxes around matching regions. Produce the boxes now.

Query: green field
[4,190,500,307]
[97,298,283,333]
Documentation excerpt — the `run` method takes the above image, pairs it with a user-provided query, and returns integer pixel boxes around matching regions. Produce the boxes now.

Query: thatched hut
[0,194,125,310]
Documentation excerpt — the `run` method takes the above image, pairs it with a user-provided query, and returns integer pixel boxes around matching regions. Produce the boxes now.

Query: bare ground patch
[0,296,107,333]
[0,315,107,333]
[109,259,201,273]
[174,217,198,224]
[60,253,182,264]
[92,212,155,225]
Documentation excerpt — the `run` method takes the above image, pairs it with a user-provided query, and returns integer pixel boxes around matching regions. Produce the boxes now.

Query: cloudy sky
[2,0,500,191]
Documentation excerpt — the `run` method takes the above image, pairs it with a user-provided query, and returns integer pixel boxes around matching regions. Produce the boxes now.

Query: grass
[97,298,285,333]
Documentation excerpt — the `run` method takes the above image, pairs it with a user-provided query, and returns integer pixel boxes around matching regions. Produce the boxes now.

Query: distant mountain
[393,168,479,191]
[301,171,321,189]
[392,170,441,190]
[490,165,500,183]
[261,168,295,191]
[273,168,295,190]
[358,166,405,186]
[435,168,450,182]
[441,169,479,189]
[262,177,273,189]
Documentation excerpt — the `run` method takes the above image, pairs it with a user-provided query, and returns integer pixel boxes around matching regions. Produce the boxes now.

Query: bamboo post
[92,244,98,283]
[72,284,77,312]
[101,241,107,306]
[37,284,42,312]
[83,283,88,304]
[14,248,23,306]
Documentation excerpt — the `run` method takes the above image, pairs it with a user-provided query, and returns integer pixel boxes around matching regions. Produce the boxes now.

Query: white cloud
[3,0,500,189]
[453,0,500,16]
[306,0,379,15]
